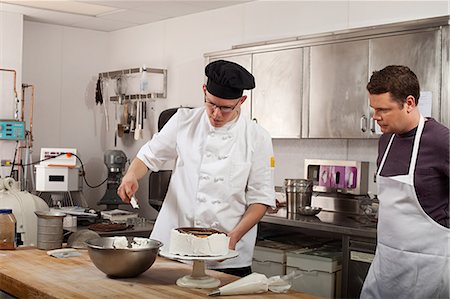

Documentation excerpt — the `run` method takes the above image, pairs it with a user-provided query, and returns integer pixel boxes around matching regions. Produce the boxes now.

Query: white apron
[361,116,450,299]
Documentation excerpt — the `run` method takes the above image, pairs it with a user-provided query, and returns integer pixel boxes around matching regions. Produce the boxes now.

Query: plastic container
[286,246,342,299]
[252,237,321,278]
[35,211,66,250]
[0,209,17,250]
[253,240,303,277]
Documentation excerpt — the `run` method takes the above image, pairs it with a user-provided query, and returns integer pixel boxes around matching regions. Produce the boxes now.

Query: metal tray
[297,206,322,216]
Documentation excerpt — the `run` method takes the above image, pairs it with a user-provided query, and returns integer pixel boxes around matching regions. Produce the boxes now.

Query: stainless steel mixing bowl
[85,236,163,278]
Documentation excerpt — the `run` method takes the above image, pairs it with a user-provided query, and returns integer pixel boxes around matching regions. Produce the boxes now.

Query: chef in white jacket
[118,60,275,277]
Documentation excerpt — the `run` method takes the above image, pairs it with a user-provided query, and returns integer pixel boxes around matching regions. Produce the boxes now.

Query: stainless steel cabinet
[252,48,303,138]
[206,16,449,139]
[308,40,370,138]
[369,29,442,129]
[207,49,303,138]
[307,29,442,138]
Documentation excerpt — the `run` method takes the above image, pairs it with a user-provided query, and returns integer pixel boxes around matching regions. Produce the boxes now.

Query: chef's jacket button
[195,220,202,226]
[206,152,212,158]
[211,221,219,228]
[209,132,215,137]
[200,175,210,180]
[211,200,221,204]
[218,155,227,160]
[214,177,224,183]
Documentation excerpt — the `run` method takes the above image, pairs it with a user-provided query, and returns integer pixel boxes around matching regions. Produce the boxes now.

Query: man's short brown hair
[367,65,420,107]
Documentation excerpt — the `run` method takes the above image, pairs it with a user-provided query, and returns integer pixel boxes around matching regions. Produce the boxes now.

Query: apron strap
[408,115,425,176]
[377,134,395,176]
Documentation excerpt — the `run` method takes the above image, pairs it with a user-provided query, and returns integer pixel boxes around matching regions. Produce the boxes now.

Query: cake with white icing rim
[168,227,230,256]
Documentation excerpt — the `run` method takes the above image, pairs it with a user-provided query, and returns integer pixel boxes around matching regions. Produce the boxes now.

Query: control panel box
[0,120,25,140]
[40,148,77,166]
[305,159,369,195]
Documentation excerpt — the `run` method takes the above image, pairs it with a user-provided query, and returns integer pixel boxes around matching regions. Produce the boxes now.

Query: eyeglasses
[204,96,241,114]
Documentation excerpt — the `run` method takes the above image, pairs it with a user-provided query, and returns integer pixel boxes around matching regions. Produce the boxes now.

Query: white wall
[0,10,23,178]
[22,22,109,206]
[18,1,449,219]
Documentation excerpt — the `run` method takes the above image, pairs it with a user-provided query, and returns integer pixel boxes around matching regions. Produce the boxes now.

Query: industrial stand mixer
[97,150,128,210]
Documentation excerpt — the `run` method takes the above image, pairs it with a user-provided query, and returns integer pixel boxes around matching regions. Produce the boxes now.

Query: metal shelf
[99,66,167,101]
[109,93,164,102]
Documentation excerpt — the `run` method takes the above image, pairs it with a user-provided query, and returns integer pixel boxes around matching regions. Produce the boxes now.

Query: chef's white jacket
[137,107,275,269]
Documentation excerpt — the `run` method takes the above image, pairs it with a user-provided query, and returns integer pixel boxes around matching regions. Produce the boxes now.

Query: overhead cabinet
[205,16,449,139]
[369,29,442,126]
[308,40,369,138]
[308,28,443,138]
[207,49,303,138]
[252,48,303,138]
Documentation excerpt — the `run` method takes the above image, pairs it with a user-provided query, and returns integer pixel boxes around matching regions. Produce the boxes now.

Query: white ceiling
[1,1,253,32]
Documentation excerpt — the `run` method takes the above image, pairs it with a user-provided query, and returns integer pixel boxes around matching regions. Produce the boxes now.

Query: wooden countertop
[0,248,321,299]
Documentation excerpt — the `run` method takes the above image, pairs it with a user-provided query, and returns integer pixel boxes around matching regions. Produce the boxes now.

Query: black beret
[205,60,255,99]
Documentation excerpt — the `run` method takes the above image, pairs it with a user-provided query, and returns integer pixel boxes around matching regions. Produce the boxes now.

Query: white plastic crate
[252,240,310,277]
[286,246,342,299]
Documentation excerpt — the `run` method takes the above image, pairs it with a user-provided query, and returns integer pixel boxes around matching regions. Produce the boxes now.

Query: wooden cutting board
[0,248,321,299]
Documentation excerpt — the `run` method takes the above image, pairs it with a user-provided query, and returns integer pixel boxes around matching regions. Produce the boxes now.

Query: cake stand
[159,249,238,288]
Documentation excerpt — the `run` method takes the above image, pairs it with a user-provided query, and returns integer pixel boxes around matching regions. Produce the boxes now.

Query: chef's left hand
[227,231,240,250]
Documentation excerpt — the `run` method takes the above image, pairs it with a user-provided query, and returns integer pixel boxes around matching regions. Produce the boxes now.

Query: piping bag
[208,271,303,296]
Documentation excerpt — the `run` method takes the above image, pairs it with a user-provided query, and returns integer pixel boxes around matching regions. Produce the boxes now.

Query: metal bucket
[34,211,66,250]
[285,179,313,213]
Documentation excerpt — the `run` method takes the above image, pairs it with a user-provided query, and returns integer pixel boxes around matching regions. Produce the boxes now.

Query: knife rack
[99,66,167,102]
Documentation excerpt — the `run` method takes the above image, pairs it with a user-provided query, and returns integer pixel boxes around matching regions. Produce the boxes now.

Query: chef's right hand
[117,173,139,203]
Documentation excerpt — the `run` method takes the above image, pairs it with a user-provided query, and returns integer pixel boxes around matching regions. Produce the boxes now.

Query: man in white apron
[118,60,275,277]
[361,65,449,298]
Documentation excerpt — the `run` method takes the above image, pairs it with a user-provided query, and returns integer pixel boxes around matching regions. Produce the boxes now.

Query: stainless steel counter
[261,207,377,239]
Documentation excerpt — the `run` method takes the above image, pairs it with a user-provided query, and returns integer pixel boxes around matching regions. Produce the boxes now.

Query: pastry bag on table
[208,273,268,296]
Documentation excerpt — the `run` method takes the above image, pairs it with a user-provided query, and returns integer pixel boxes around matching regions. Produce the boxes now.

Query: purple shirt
[377,118,449,228]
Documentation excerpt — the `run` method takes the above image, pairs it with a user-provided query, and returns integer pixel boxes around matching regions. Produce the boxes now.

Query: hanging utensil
[115,74,128,105]
[130,101,136,133]
[101,77,110,132]
[95,75,103,105]
[139,101,144,139]
[134,99,141,140]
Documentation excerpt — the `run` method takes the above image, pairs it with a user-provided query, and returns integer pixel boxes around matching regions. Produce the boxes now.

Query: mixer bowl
[86,236,163,278]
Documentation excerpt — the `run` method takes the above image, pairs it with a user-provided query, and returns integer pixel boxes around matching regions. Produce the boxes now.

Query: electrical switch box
[0,120,25,140]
